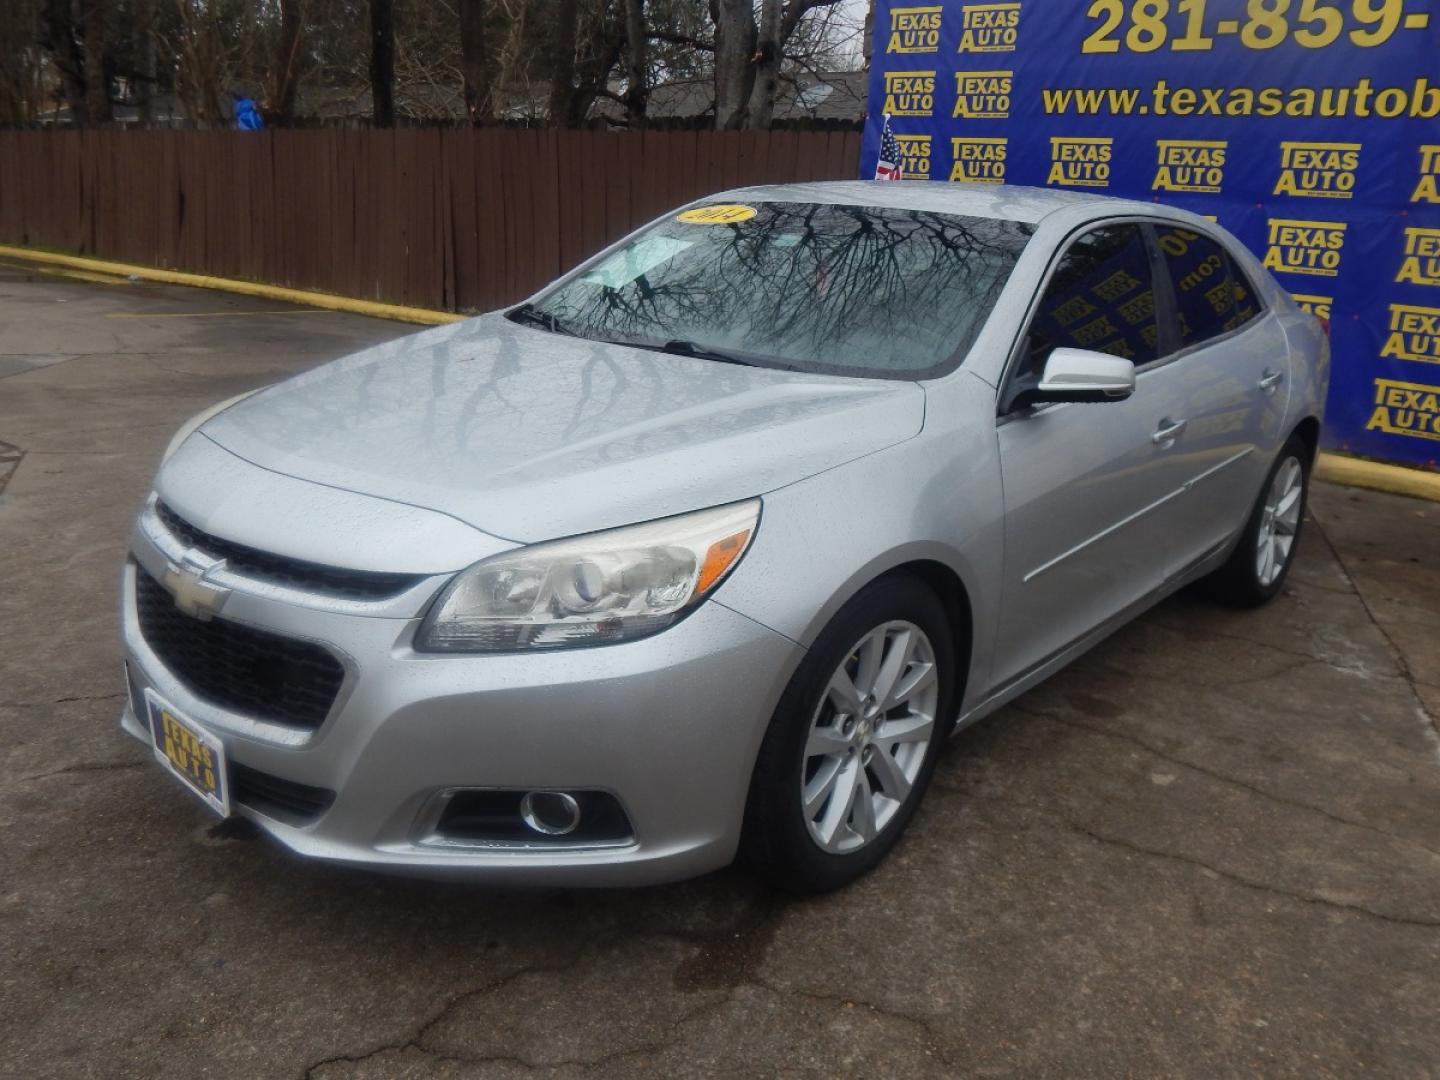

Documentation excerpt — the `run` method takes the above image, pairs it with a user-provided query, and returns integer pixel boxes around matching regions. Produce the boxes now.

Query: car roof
[708,180,1165,226]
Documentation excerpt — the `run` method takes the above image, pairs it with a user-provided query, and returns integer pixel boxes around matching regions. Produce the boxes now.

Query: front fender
[713,379,1004,717]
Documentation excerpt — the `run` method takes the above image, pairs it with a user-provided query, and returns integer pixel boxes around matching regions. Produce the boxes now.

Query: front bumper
[121,505,803,887]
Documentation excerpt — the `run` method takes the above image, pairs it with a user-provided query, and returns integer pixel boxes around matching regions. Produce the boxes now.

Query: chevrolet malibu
[120,182,1328,893]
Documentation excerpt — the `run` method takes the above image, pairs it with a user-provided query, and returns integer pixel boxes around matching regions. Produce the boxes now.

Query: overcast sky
[832,0,873,68]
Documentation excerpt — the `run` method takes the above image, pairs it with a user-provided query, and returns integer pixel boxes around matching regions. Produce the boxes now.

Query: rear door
[1147,222,1292,576]
[992,222,1191,689]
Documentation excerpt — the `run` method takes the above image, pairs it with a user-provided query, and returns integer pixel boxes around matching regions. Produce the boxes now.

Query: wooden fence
[0,128,864,312]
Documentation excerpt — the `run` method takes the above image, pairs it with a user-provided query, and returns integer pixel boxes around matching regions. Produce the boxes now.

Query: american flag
[875,113,903,181]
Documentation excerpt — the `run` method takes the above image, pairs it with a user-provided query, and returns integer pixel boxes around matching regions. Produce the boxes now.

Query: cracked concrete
[1,262,1438,1078]
[1016,704,1440,860]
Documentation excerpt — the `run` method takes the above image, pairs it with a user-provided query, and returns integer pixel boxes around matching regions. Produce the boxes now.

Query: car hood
[200,314,926,542]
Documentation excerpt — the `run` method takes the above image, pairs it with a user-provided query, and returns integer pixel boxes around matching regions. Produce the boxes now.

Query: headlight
[416,500,760,653]
[161,387,267,463]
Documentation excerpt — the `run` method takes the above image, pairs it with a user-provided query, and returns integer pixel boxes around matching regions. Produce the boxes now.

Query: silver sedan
[119,181,1328,892]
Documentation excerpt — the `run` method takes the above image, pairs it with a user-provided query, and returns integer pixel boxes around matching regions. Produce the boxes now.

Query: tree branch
[646,30,715,52]
[781,0,843,43]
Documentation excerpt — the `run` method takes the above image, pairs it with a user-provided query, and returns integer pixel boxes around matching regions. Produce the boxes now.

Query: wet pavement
[1,260,1437,1078]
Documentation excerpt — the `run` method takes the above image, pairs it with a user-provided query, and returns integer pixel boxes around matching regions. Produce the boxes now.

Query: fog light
[520,791,581,836]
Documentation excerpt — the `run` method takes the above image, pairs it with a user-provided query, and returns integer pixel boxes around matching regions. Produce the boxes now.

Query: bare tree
[491,0,531,110]
[269,0,304,123]
[81,0,112,122]
[0,0,46,124]
[546,0,577,125]
[622,0,646,127]
[745,0,779,128]
[131,0,158,121]
[369,0,394,125]
[42,0,90,122]
[712,0,847,130]
[572,2,627,124]
[458,0,491,123]
[548,0,622,127]
[711,0,753,129]
[2,0,860,131]
[167,0,261,126]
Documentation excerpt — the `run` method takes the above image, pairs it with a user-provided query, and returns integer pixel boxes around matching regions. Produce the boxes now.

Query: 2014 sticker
[676,204,758,224]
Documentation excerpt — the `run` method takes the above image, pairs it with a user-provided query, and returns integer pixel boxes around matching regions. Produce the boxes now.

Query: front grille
[232,762,336,825]
[135,564,345,731]
[155,501,422,601]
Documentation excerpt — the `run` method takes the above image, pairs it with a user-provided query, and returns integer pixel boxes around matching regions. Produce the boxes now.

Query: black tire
[740,574,957,894]
[1205,434,1312,608]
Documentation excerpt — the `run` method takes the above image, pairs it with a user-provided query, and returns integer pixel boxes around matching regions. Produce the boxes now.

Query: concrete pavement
[1,260,1437,1078]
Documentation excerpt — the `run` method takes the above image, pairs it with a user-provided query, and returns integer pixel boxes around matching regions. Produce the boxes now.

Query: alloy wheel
[801,620,939,854]
[1256,456,1303,588]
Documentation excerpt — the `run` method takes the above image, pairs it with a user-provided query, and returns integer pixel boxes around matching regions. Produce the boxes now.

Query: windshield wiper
[539,327,778,369]
[655,338,757,367]
[506,302,578,336]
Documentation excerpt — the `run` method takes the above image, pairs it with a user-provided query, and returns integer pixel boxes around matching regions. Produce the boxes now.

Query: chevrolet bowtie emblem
[161,556,231,621]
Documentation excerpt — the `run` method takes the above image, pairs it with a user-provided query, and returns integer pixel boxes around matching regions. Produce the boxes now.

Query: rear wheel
[741,575,956,894]
[1206,435,1310,607]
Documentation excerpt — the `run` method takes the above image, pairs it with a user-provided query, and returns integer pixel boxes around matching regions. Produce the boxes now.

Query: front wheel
[740,575,956,894]
[1206,435,1311,607]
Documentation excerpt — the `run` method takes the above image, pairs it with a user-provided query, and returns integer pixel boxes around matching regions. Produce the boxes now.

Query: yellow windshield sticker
[677,204,757,225]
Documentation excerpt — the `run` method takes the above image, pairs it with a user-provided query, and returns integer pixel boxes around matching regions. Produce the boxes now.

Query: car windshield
[525,201,1034,379]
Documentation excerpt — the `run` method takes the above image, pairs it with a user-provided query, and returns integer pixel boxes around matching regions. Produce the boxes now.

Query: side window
[1015,224,1160,389]
[1153,225,1256,347]
[1223,254,1264,333]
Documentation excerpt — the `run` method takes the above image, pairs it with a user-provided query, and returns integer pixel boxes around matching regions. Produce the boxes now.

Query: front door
[991,222,1188,689]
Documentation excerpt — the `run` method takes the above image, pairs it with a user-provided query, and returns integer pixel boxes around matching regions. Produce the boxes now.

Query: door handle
[1151,418,1187,446]
[1259,368,1284,393]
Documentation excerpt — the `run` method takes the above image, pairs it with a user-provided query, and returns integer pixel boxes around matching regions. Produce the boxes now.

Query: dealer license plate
[145,690,230,817]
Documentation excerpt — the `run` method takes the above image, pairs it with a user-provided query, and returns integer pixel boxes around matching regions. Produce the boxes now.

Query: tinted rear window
[1154,226,1257,348]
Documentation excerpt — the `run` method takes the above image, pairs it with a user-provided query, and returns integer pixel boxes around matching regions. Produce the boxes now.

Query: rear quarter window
[1222,253,1264,333]
[1154,225,1265,347]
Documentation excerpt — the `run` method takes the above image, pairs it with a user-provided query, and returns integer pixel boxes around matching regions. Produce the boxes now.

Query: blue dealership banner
[862,0,1440,468]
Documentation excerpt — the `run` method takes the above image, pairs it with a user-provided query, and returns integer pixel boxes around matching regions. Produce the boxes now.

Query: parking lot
[2,259,1438,1079]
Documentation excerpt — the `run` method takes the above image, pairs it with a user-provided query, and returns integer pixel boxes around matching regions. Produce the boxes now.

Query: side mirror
[1035,347,1136,404]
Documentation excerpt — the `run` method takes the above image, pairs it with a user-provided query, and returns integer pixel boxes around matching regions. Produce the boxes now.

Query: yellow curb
[1317,452,1440,504]
[0,245,463,327]
[0,257,136,287]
